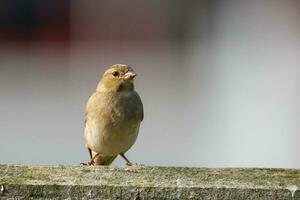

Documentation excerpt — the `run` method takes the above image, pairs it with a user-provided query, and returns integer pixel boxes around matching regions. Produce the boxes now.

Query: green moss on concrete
[0,164,299,199]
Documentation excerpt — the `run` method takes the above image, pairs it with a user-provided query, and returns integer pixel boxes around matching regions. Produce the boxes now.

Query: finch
[83,64,143,165]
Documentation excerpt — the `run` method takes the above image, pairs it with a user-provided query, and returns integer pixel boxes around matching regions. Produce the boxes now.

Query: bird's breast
[85,91,141,156]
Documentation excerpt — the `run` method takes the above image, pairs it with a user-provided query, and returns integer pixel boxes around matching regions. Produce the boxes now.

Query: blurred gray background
[0,0,299,168]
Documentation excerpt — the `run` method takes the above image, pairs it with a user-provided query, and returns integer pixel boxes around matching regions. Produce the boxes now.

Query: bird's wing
[84,92,104,152]
[140,101,144,122]
[133,91,144,122]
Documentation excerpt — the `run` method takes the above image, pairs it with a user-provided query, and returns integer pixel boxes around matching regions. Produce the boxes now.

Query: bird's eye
[112,71,119,77]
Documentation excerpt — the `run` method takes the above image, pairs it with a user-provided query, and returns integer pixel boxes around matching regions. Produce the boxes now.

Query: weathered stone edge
[0,164,299,199]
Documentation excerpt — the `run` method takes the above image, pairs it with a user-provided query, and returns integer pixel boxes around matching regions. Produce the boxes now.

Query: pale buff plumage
[83,64,143,165]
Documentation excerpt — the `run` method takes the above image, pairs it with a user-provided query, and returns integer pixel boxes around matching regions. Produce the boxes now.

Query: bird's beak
[124,71,136,80]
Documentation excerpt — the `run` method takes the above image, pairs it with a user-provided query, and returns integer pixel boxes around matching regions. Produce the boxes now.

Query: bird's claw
[80,160,95,166]
[125,162,145,167]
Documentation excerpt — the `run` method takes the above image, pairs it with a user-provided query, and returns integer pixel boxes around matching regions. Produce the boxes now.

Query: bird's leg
[81,152,100,166]
[88,152,100,165]
[120,153,133,166]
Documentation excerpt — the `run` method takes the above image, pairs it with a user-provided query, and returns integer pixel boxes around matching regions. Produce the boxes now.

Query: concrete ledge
[0,164,299,199]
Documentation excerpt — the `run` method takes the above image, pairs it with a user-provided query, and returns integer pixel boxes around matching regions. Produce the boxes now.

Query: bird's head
[97,64,137,92]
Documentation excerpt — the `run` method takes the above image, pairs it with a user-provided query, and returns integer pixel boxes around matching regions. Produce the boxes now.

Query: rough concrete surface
[0,164,299,199]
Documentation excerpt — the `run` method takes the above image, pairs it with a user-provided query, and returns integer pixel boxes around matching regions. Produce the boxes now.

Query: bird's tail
[92,151,117,165]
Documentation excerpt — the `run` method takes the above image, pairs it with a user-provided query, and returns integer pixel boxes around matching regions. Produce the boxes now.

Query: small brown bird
[83,64,143,165]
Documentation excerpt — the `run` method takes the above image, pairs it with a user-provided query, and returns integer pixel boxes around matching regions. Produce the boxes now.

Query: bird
[82,64,143,166]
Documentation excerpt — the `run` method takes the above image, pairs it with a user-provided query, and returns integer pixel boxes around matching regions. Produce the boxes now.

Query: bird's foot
[80,160,95,166]
[124,162,145,167]
[125,162,133,166]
